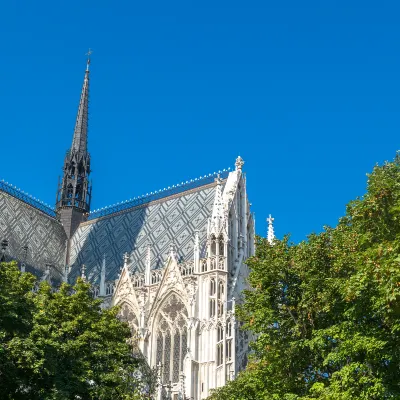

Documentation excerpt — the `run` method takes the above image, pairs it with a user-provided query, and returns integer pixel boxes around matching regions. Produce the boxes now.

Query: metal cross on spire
[85,48,93,71]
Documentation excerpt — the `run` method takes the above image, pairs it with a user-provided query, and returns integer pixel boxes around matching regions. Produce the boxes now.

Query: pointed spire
[123,252,130,269]
[193,230,200,272]
[169,243,177,260]
[235,156,244,171]
[145,243,152,285]
[267,214,275,245]
[41,263,51,282]
[72,51,91,154]
[210,175,226,235]
[56,52,93,239]
[81,264,87,281]
[99,255,106,296]
[63,265,70,283]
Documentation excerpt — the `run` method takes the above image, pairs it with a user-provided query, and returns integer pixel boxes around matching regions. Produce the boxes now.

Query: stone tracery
[154,293,188,385]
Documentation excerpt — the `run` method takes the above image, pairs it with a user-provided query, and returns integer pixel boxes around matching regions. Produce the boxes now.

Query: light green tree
[209,154,400,400]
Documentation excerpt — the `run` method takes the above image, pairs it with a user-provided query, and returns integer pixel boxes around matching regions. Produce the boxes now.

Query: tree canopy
[0,261,156,399]
[209,154,400,400]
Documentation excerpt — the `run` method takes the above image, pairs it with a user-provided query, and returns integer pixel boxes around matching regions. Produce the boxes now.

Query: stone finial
[123,252,130,268]
[146,242,152,265]
[21,244,28,273]
[235,156,244,171]
[169,243,177,259]
[210,177,225,235]
[0,238,8,262]
[267,214,275,245]
[63,265,69,282]
[145,243,152,286]
[100,255,106,296]
[81,264,87,281]
[41,263,52,282]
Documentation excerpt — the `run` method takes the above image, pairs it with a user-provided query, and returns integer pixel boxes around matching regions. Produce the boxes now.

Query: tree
[209,154,400,400]
[0,261,36,397]
[0,262,156,399]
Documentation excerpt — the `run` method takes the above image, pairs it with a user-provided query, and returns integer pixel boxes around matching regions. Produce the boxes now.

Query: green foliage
[0,261,36,397]
[209,154,400,400]
[0,262,156,399]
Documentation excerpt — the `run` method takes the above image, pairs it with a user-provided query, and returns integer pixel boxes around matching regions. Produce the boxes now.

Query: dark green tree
[0,262,156,399]
[209,154,400,400]
[0,261,36,397]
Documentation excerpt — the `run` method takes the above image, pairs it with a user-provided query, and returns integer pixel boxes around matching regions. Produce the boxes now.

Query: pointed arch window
[210,234,217,256]
[218,234,225,256]
[217,280,225,317]
[217,323,223,366]
[118,303,139,348]
[210,278,216,318]
[226,319,233,362]
[155,294,188,385]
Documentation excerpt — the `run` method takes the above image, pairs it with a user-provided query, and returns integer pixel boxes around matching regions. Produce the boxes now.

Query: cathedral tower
[56,55,92,240]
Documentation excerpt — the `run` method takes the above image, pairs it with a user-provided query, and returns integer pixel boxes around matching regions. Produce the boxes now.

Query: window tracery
[218,234,225,256]
[217,280,224,317]
[216,323,223,366]
[118,303,139,348]
[155,293,188,384]
[209,278,216,318]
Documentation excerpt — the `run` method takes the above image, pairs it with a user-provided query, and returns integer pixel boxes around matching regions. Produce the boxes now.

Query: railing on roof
[0,168,230,222]
[0,180,56,218]
[88,169,230,220]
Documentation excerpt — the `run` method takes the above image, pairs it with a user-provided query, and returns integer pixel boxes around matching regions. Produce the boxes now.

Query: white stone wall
[107,161,254,399]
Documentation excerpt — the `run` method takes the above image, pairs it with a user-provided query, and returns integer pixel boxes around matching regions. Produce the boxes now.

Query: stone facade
[106,160,255,399]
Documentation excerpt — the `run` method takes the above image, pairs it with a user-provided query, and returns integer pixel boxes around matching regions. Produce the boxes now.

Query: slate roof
[69,180,221,283]
[0,190,67,280]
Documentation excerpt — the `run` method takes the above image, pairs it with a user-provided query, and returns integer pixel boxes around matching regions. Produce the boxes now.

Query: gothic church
[0,57,255,400]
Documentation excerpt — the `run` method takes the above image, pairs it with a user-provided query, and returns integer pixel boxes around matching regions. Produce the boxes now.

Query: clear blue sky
[1,0,399,243]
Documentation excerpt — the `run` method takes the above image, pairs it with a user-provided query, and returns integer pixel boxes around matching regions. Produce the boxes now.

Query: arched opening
[118,303,139,349]
[216,323,223,366]
[217,280,224,316]
[209,278,216,318]
[210,234,217,256]
[218,234,225,256]
[154,293,188,385]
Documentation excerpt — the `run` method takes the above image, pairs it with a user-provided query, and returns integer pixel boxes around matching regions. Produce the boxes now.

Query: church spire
[71,50,91,154]
[56,52,93,242]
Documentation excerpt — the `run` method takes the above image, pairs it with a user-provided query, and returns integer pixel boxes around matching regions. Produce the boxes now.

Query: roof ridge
[88,168,230,220]
[0,180,56,218]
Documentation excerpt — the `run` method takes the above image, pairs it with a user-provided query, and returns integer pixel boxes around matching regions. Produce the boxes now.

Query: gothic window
[210,279,216,318]
[210,279,216,296]
[226,321,233,362]
[216,323,223,366]
[118,303,139,348]
[210,299,216,318]
[217,324,223,341]
[226,320,232,337]
[155,294,188,385]
[226,339,232,362]
[217,280,224,317]
[218,234,224,256]
[218,280,224,299]
[106,282,114,295]
[210,234,216,256]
